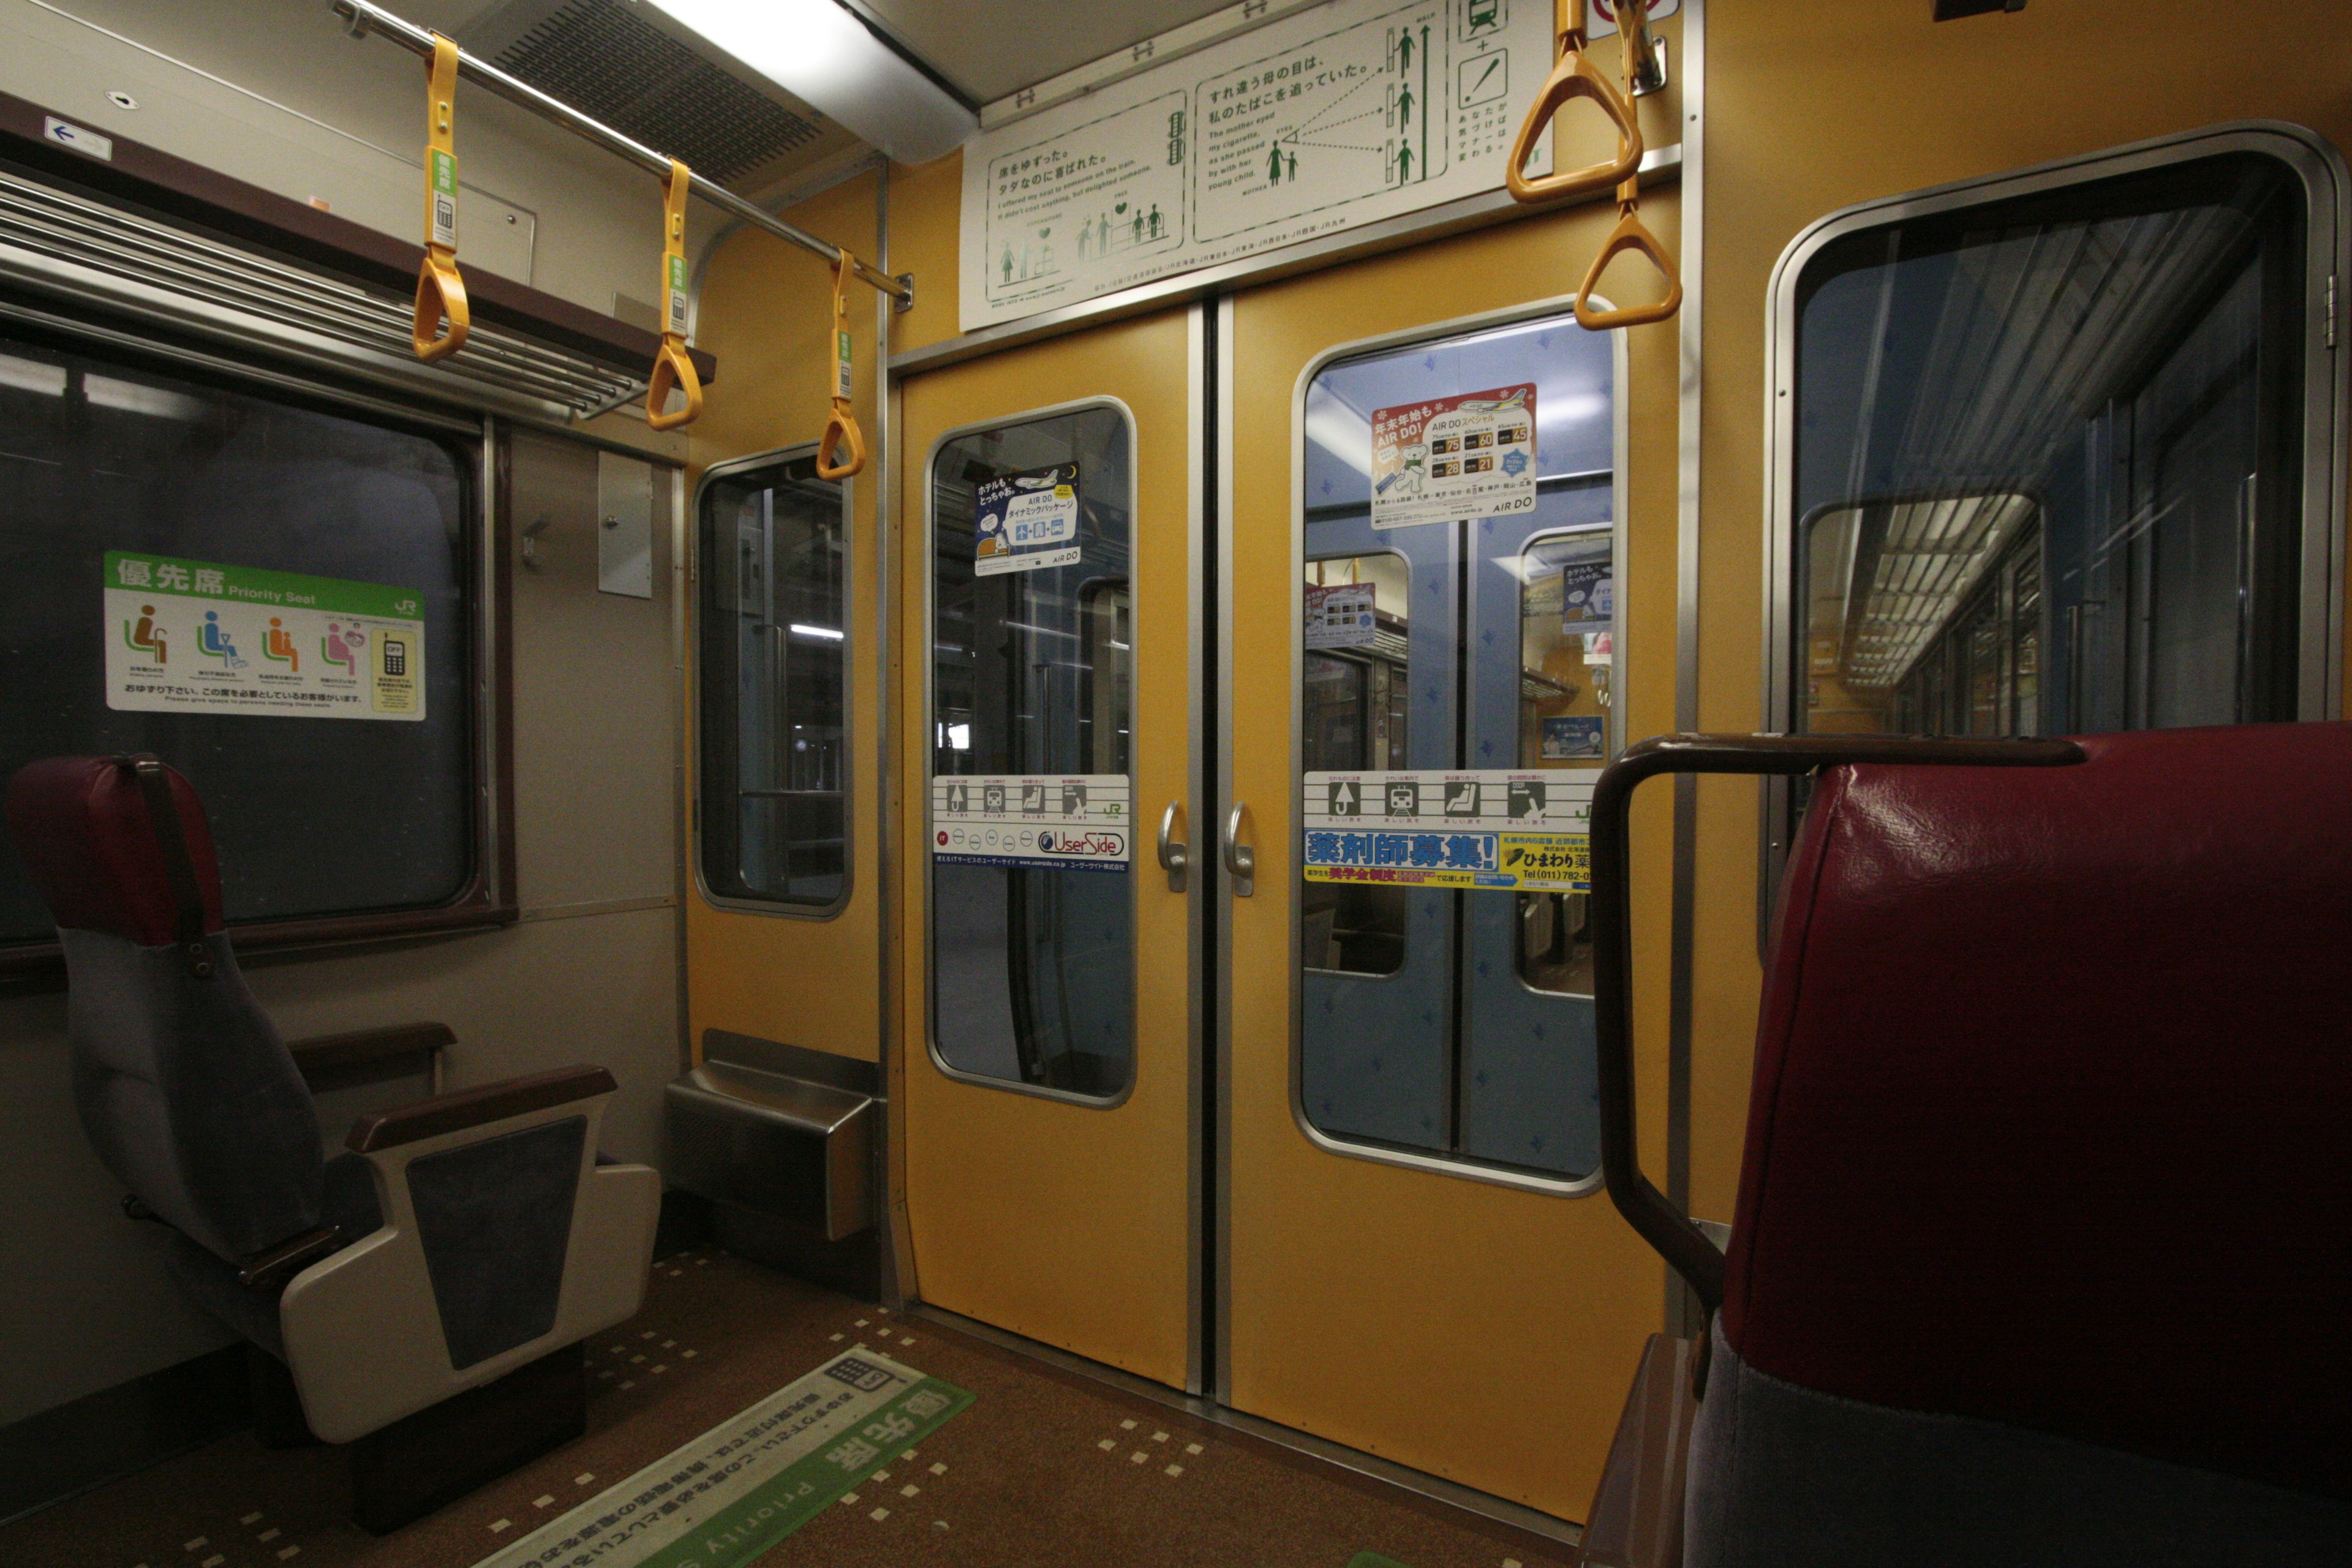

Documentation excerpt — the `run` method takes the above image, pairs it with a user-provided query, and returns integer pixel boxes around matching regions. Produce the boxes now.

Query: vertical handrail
[1586,733,2086,1316]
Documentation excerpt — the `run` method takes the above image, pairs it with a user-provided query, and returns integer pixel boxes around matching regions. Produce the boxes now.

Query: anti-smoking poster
[105,550,426,720]
[1370,384,1537,529]
[974,463,1082,577]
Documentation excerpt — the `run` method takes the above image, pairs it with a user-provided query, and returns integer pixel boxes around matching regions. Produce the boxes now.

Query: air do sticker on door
[974,462,1082,577]
[932,774,1133,872]
[1370,384,1537,529]
[105,551,424,720]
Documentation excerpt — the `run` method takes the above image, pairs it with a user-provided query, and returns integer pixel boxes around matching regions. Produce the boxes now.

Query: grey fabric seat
[5,753,662,1450]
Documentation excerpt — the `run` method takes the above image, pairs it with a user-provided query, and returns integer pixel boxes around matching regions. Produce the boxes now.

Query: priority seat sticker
[1303,769,1596,891]
[932,774,1131,872]
[105,550,426,721]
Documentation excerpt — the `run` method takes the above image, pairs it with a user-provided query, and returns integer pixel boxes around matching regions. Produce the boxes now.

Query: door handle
[1156,801,1188,893]
[1222,802,1255,898]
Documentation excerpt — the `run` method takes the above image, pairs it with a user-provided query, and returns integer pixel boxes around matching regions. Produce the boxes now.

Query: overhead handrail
[1574,0,1681,330]
[1585,734,2087,1319]
[331,0,910,307]
[410,33,468,361]
[815,249,866,480]
[1504,0,1643,205]
[646,159,702,432]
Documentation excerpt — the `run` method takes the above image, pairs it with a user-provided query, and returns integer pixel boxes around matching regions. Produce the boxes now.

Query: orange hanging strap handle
[1574,0,1681,330]
[1504,0,1642,205]
[815,247,866,480]
[410,33,469,362]
[646,158,703,432]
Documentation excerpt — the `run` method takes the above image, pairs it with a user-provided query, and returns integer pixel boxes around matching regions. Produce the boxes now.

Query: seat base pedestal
[349,1346,586,1535]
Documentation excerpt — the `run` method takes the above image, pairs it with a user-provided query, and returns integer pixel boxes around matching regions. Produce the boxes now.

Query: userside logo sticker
[1036,829,1126,860]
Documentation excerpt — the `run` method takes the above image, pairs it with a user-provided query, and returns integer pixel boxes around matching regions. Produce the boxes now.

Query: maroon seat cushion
[1721,722,2352,1499]
[6,756,224,943]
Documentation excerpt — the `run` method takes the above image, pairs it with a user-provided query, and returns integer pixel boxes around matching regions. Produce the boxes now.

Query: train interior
[0,2,2344,1566]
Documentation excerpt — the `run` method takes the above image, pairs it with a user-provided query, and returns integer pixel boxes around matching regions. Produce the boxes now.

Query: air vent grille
[494,0,826,184]
[0,167,640,418]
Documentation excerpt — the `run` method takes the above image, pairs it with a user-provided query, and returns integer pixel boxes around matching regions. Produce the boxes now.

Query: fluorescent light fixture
[0,353,66,396]
[85,375,207,420]
[643,0,975,164]
[788,622,845,639]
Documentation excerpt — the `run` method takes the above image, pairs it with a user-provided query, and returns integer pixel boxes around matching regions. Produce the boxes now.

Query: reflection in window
[1302,554,1409,976]
[1515,529,1613,995]
[0,333,475,945]
[698,456,848,909]
[931,408,1134,1099]
[1794,152,2309,739]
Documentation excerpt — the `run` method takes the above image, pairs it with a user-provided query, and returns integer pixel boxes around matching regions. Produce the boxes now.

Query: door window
[929,404,1136,1100]
[1297,310,1618,1182]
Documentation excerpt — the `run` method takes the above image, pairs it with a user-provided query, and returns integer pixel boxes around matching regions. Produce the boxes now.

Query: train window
[0,328,479,954]
[1789,148,2324,739]
[928,404,1136,1101]
[695,451,850,913]
[1298,308,1618,1184]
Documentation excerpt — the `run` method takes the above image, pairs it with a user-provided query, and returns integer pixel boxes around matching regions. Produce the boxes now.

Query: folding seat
[4,754,662,1529]
[1575,723,2352,1567]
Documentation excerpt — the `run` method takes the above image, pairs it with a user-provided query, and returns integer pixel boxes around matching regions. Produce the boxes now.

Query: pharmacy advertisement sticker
[1370,384,1537,530]
[974,462,1082,577]
[105,550,425,721]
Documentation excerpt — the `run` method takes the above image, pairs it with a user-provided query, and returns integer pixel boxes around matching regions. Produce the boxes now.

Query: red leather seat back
[6,755,225,943]
[1722,722,2352,1498]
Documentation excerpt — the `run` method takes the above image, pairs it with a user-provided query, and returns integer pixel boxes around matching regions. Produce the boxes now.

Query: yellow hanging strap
[646,159,703,432]
[815,247,867,480]
[1504,0,1642,205]
[1574,0,1681,330]
[410,33,469,362]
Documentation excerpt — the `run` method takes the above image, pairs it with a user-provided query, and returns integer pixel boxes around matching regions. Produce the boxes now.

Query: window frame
[1760,121,2350,914]
[0,304,511,979]
[1287,295,1632,1200]
[690,442,856,921]
[920,395,1143,1109]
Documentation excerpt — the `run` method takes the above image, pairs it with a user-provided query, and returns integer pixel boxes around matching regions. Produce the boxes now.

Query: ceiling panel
[857,0,1240,104]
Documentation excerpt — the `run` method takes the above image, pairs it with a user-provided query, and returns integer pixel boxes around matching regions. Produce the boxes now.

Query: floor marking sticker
[464,1348,971,1568]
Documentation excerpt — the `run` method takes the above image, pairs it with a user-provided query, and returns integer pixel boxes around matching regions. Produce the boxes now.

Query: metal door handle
[1222,802,1254,898]
[1156,801,1188,892]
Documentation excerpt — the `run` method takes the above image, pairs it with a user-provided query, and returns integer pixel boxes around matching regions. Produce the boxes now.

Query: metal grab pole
[331,0,912,304]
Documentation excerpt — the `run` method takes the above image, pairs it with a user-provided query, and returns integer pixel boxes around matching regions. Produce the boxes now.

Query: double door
[895,207,1678,1518]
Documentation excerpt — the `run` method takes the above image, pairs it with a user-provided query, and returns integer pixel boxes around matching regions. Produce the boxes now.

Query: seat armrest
[1576,1333,1700,1568]
[347,1065,616,1152]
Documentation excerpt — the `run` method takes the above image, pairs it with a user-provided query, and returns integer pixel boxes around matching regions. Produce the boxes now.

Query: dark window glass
[929,407,1134,1099]
[1795,152,2307,739]
[697,455,848,910]
[0,331,475,945]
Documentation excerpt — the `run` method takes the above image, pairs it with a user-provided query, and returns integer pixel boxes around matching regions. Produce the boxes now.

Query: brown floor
[0,1251,1574,1568]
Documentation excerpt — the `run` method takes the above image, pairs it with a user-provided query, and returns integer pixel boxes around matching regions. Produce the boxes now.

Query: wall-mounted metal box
[663,1033,875,1242]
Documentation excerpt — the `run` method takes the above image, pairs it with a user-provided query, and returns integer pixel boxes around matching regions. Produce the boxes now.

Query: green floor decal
[468,1346,972,1568]
[1347,1555,1417,1568]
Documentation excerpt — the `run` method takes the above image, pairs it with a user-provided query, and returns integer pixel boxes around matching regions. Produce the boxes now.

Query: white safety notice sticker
[975,462,1082,577]
[1303,768,1597,891]
[1370,384,1537,529]
[932,774,1132,872]
[105,550,425,721]
[1304,581,1378,649]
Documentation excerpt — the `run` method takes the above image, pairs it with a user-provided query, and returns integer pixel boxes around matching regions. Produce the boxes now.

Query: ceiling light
[640,0,974,164]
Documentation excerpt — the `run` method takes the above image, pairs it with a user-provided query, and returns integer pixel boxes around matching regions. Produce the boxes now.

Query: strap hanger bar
[330,0,913,305]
